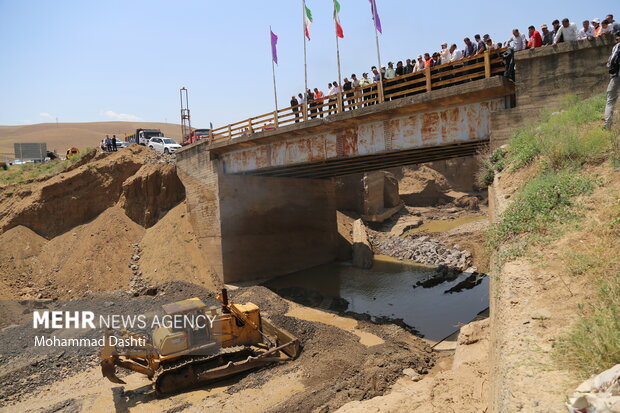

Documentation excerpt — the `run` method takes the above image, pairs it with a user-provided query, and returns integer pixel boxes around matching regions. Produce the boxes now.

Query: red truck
[182,129,211,146]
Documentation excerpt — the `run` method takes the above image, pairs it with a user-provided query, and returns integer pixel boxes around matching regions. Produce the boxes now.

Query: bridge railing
[209,48,507,143]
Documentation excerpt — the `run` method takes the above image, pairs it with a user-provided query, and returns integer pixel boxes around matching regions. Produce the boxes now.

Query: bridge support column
[176,145,338,283]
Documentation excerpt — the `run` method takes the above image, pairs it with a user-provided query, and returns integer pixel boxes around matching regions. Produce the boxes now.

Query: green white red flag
[304,4,313,40]
[334,0,344,38]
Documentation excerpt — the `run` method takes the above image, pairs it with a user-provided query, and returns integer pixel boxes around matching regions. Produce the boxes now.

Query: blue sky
[0,0,616,128]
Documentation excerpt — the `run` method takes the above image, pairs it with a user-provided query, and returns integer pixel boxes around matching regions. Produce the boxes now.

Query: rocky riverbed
[372,233,473,270]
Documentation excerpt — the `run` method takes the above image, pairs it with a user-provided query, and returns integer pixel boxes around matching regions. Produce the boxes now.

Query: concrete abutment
[176,144,338,283]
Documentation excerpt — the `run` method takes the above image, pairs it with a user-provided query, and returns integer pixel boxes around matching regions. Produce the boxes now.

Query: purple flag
[270,30,278,64]
[369,0,382,34]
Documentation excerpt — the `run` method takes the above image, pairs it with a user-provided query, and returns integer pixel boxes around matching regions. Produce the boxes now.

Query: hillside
[0,121,186,160]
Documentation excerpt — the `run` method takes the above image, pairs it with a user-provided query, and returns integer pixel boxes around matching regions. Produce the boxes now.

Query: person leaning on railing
[298,93,306,120]
[553,18,578,45]
[578,20,595,40]
[290,95,300,123]
[313,88,324,118]
[506,29,528,51]
[371,67,381,105]
[541,24,554,45]
[351,74,361,109]
[307,89,316,118]
[527,26,543,49]
[360,72,372,107]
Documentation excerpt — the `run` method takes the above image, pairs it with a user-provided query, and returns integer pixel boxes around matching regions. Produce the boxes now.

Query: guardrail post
[247,119,254,134]
[484,50,491,78]
[425,68,432,92]
[273,111,279,128]
[337,91,343,113]
[228,124,232,140]
[303,102,308,121]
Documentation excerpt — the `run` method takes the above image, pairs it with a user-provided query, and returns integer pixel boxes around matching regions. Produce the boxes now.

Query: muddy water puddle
[405,215,486,235]
[264,255,488,341]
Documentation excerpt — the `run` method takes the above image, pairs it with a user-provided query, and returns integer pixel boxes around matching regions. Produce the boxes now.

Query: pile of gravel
[373,234,472,270]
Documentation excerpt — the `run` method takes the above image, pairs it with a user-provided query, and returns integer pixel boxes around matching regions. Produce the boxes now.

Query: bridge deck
[189,76,513,178]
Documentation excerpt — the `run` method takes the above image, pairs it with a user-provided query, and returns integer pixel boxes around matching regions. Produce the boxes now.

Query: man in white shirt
[599,20,614,37]
[449,44,463,62]
[506,29,527,51]
[553,18,579,44]
[606,14,620,33]
[578,20,594,40]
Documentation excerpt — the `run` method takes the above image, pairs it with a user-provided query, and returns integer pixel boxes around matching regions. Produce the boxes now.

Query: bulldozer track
[153,345,250,395]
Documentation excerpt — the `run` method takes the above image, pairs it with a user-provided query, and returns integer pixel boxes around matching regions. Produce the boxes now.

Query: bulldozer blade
[101,357,126,384]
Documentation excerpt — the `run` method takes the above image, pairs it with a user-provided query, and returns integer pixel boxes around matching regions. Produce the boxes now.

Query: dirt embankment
[0,145,218,302]
[487,164,620,412]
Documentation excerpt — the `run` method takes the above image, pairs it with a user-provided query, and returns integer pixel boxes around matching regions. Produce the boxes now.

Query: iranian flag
[334,0,344,38]
[304,4,313,40]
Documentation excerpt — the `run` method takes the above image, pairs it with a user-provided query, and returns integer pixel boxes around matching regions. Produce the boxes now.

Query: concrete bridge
[175,37,614,283]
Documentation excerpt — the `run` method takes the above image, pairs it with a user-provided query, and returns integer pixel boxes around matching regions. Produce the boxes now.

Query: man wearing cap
[541,24,554,45]
[604,31,620,130]
[592,19,601,37]
[553,18,578,45]
[414,55,425,71]
[440,43,451,64]
[385,62,396,80]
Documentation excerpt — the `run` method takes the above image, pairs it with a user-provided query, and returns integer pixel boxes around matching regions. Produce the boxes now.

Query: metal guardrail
[207,48,507,143]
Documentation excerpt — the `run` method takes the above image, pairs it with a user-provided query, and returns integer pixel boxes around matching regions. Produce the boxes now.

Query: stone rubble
[144,150,176,166]
[127,243,157,296]
[373,234,472,270]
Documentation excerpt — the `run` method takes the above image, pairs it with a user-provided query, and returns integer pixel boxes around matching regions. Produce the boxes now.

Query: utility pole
[180,87,192,142]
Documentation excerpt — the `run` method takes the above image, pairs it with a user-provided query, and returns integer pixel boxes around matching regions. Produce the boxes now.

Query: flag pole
[270,26,279,113]
[302,0,309,120]
[334,1,343,112]
[370,1,384,103]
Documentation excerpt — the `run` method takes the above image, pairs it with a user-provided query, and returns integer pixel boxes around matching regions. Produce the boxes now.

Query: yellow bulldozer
[100,289,300,394]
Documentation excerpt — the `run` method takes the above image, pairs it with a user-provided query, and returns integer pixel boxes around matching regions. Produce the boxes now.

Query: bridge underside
[235,139,487,179]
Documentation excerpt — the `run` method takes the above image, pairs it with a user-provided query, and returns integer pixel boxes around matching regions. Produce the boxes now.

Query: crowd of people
[287,13,620,122]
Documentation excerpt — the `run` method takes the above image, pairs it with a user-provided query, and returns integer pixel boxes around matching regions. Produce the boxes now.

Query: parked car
[113,138,129,148]
[148,137,182,154]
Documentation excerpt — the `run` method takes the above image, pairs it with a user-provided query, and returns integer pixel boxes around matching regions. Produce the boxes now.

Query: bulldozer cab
[153,298,220,357]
